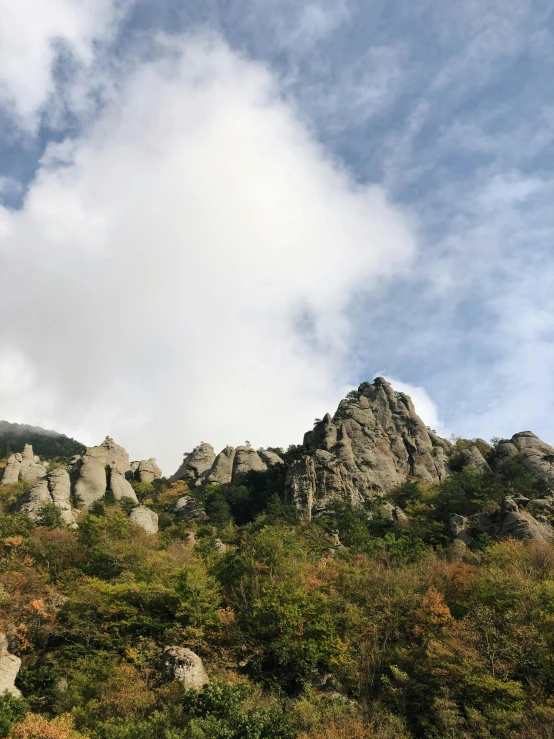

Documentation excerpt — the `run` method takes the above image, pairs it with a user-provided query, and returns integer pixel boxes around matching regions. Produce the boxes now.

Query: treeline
[0,423,85,465]
[1,456,554,737]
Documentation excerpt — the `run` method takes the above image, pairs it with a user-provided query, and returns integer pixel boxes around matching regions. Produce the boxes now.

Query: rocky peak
[286,377,451,518]
[1,443,47,485]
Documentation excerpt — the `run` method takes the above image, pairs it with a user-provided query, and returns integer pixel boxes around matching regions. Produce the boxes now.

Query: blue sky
[0,0,553,471]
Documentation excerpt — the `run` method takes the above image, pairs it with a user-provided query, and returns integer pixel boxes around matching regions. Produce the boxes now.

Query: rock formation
[163,647,209,690]
[492,431,554,490]
[459,445,491,472]
[131,458,163,484]
[450,496,554,545]
[72,437,134,507]
[18,468,78,528]
[1,444,47,485]
[0,633,21,697]
[171,443,284,487]
[285,378,451,518]
[129,505,158,533]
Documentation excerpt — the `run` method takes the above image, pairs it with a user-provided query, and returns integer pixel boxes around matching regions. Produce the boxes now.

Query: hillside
[0,422,85,465]
[2,379,554,737]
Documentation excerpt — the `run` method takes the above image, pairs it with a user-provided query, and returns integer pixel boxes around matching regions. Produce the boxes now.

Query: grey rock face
[453,497,554,544]
[163,647,209,690]
[129,506,158,534]
[492,432,554,490]
[109,466,138,503]
[207,446,236,484]
[258,450,284,467]
[0,633,21,697]
[233,446,267,477]
[72,437,132,507]
[2,444,47,485]
[132,458,163,484]
[460,446,491,472]
[170,443,216,485]
[285,378,451,518]
[18,469,78,528]
[174,496,207,522]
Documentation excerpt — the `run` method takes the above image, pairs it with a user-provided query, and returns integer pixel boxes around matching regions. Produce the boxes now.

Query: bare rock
[73,455,107,507]
[170,443,216,485]
[109,466,138,503]
[18,469,78,528]
[285,378,451,518]
[163,647,209,690]
[132,458,163,484]
[129,506,158,534]
[214,538,227,553]
[0,633,21,697]
[2,444,46,485]
[207,446,236,484]
[184,532,196,547]
[233,446,268,478]
[492,432,554,491]
[73,437,132,507]
[460,446,491,472]
[258,450,284,467]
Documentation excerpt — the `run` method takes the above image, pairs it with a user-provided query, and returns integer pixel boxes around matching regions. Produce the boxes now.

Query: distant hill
[0,420,86,461]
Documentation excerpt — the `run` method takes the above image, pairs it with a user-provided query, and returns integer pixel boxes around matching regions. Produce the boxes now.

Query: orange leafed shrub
[9,714,88,739]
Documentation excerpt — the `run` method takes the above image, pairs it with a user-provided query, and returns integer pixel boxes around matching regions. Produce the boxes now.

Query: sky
[0,0,553,473]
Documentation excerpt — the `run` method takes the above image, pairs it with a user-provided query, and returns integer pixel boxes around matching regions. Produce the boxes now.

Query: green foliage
[35,503,64,529]
[0,420,85,461]
[0,694,28,738]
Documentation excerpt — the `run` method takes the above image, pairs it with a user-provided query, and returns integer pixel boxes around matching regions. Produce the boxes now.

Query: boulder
[0,633,21,697]
[163,647,209,690]
[132,458,163,484]
[170,443,216,485]
[129,506,158,534]
[214,538,227,553]
[233,446,267,478]
[459,497,554,544]
[285,378,451,518]
[109,466,138,503]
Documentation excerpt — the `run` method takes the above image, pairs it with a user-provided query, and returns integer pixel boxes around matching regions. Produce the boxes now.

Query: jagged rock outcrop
[2,444,47,484]
[131,458,163,484]
[72,437,132,507]
[492,432,554,490]
[285,378,451,518]
[18,469,78,528]
[163,647,209,690]
[0,633,21,697]
[170,443,216,485]
[451,496,554,544]
[259,450,284,467]
[129,505,158,533]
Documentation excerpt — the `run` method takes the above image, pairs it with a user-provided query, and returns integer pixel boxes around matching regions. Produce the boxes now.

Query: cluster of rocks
[2,437,163,534]
[450,494,554,545]
[170,443,283,486]
[284,378,451,519]
[2,443,47,484]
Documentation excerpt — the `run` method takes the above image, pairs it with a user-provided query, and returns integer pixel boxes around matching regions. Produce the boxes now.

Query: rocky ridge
[170,443,284,487]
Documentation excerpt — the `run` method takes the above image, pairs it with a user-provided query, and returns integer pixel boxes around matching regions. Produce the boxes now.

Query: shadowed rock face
[131,458,163,483]
[285,378,451,518]
[170,443,216,485]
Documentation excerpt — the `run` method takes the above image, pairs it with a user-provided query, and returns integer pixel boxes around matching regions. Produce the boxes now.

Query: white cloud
[0,0,131,129]
[0,34,416,472]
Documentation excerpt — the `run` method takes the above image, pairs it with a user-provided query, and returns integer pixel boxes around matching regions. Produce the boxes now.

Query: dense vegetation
[2,443,554,738]
[0,423,85,465]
